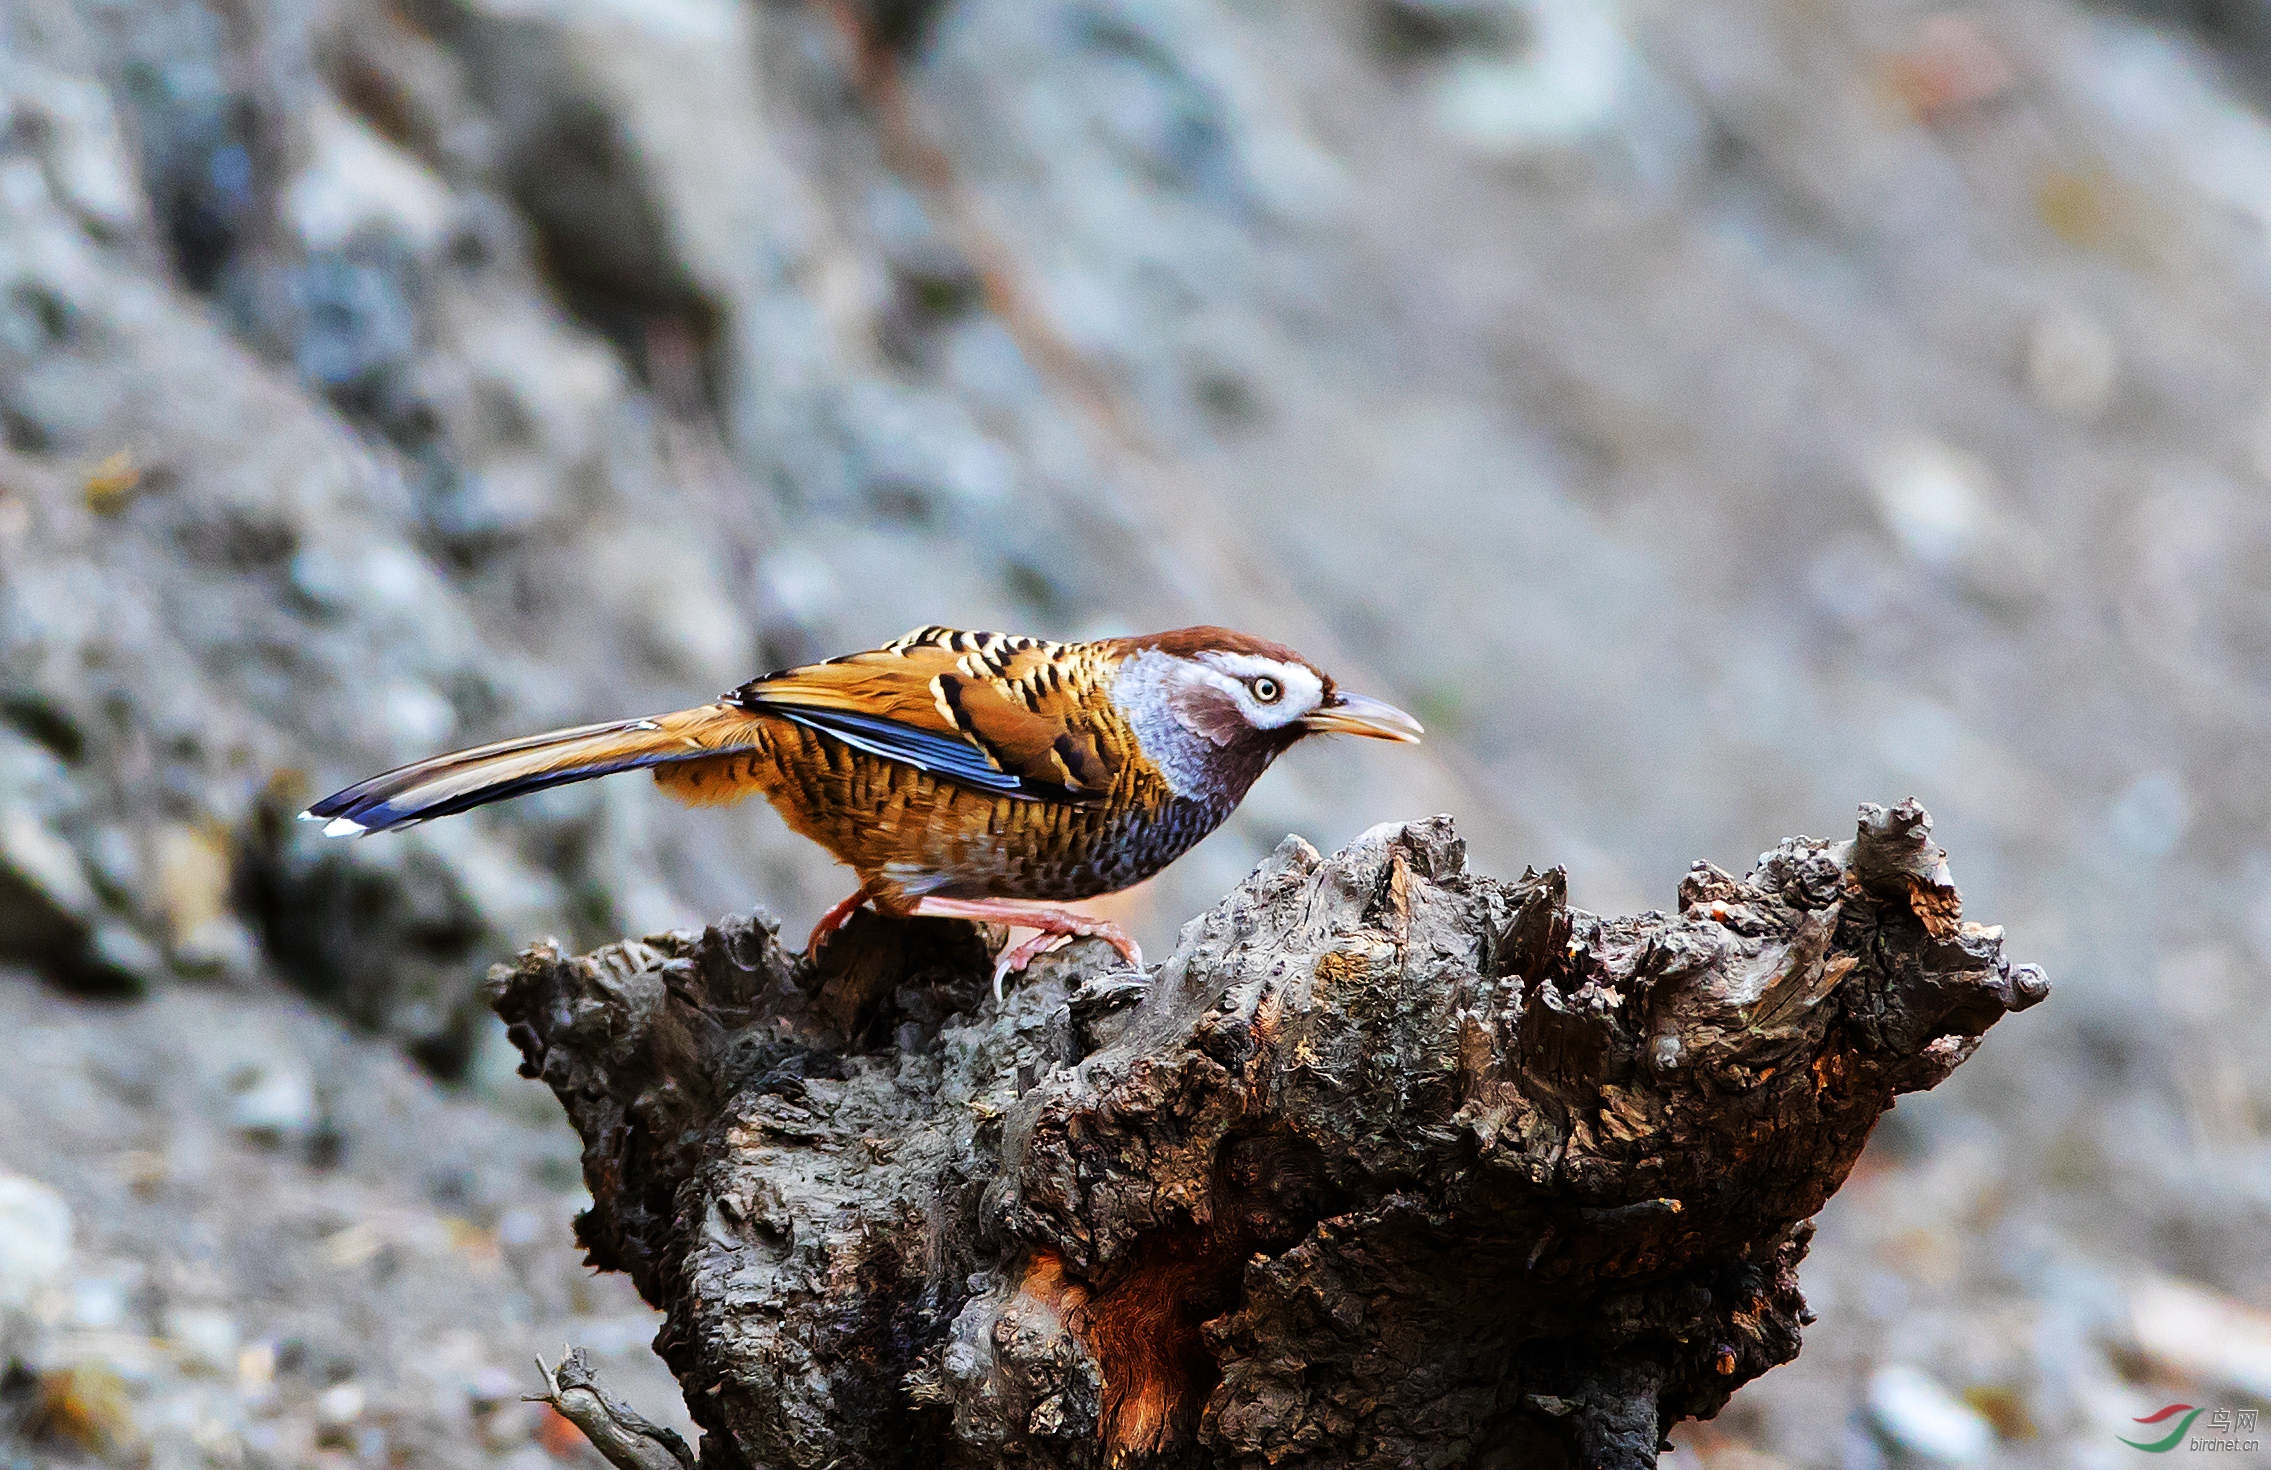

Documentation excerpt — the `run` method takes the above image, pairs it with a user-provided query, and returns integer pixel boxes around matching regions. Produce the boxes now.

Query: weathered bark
[491,801,2046,1470]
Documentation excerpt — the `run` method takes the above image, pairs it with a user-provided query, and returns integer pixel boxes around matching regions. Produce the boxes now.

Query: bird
[302,625,1423,990]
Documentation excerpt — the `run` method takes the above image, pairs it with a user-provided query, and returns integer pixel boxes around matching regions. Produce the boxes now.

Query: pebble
[2129,1276,2271,1403]
[1865,1364,1995,1464]
[1374,0,1524,53]
[162,1304,241,1375]
[35,1360,140,1456]
[227,1064,321,1146]
[84,825,143,900]
[289,249,421,397]
[1426,0,1633,155]
[0,1172,72,1313]
[86,922,163,989]
[1,808,100,918]
[376,681,458,753]
[285,98,454,258]
[1866,438,1990,569]
[170,914,262,983]
[14,73,144,236]
[285,546,359,616]
[317,1380,368,1426]
[67,1273,131,1331]
[152,823,232,945]
[494,1207,545,1250]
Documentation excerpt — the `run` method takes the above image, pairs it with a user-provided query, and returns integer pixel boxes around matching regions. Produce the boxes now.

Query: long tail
[301,704,763,835]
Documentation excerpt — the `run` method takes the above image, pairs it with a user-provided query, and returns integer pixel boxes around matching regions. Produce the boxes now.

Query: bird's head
[1109,627,1422,798]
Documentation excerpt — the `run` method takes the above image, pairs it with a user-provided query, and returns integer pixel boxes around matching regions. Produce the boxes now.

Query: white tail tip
[321,816,367,837]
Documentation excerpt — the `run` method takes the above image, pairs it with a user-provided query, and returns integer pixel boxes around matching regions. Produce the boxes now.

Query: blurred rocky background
[1,0,2268,1464]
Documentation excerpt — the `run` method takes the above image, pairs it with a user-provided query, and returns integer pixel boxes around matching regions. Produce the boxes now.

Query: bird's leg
[806,887,872,956]
[904,897,1145,1000]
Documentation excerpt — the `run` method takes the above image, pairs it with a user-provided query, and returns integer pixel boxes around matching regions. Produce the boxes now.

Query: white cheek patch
[1197,653,1324,730]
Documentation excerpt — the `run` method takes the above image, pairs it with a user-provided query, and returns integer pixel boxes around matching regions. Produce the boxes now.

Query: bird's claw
[991,927,1143,1003]
[993,932,1074,1001]
[903,897,1143,1004]
[806,889,872,957]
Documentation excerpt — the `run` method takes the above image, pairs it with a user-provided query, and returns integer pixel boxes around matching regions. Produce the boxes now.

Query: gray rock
[159,1304,238,1375]
[226,1061,319,1145]
[0,731,144,990]
[0,1171,71,1315]
[1864,1366,1994,1466]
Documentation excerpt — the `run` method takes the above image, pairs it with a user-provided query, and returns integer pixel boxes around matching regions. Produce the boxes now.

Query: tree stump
[491,801,2046,1469]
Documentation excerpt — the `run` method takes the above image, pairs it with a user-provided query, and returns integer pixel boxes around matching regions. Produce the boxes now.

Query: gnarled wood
[491,801,2045,1469]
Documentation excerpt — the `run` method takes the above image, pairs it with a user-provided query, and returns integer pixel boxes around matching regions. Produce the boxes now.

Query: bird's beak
[1300,690,1425,743]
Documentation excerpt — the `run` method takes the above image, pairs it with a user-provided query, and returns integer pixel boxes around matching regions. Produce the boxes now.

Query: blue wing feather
[765,705,1049,799]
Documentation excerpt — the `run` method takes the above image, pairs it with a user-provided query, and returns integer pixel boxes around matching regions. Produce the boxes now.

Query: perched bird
[303,625,1422,986]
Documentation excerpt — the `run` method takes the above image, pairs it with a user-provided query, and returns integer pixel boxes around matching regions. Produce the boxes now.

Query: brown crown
[1109,625,1332,694]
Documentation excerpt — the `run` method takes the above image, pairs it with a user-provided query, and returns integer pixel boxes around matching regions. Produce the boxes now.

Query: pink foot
[806,888,871,956]
[905,897,1145,1001]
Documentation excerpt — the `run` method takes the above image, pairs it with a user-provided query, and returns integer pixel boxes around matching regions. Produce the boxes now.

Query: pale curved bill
[1300,691,1424,743]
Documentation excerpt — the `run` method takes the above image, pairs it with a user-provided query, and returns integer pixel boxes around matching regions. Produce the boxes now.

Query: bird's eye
[1251,677,1281,703]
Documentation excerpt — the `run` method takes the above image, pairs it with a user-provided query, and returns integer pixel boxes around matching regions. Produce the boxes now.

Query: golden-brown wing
[726,629,1115,802]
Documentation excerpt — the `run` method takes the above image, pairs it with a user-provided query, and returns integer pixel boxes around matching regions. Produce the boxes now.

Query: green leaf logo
[2121,1405,2205,1453]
